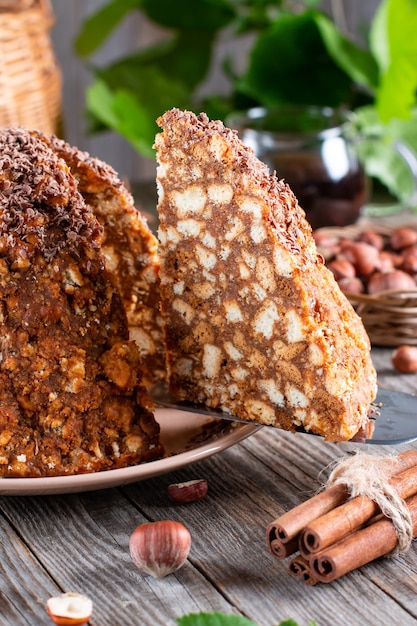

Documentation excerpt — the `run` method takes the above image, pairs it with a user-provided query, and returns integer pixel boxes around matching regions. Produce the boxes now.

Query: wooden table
[1,347,417,626]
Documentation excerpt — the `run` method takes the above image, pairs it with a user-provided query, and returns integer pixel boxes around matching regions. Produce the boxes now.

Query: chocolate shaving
[0,127,102,260]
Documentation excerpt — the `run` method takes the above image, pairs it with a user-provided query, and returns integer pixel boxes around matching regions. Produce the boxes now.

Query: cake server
[149,382,417,446]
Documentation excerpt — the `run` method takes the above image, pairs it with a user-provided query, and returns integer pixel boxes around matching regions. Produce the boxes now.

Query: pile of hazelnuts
[313,225,417,296]
[313,225,417,375]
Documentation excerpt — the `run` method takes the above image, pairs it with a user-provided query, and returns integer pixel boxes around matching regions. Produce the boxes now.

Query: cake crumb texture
[155,108,377,442]
[0,127,163,476]
[37,131,165,386]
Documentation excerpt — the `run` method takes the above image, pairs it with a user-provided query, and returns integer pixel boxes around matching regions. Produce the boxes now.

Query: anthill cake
[154,108,377,442]
[35,131,165,386]
[0,127,163,476]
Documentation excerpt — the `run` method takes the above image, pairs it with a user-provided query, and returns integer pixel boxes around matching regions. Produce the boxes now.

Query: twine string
[325,453,413,553]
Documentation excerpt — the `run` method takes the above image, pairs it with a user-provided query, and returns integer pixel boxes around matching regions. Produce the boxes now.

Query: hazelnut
[358,230,385,250]
[46,593,92,626]
[390,227,417,251]
[337,276,364,294]
[327,259,356,281]
[313,231,339,260]
[399,251,417,274]
[378,251,399,272]
[167,478,208,503]
[401,244,417,256]
[367,270,416,294]
[313,231,336,246]
[129,520,191,578]
[338,241,379,276]
[392,345,417,373]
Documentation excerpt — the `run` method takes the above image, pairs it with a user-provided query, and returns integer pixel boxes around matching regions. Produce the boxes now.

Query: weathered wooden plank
[121,438,417,626]
[371,347,417,394]
[1,436,416,626]
[0,346,415,625]
[0,511,67,626]
[0,490,247,626]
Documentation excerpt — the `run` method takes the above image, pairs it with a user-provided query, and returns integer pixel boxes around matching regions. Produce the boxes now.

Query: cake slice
[0,128,163,476]
[154,109,377,442]
[35,132,165,386]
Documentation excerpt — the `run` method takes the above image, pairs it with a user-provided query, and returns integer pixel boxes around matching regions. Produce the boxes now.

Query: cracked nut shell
[167,479,208,503]
[46,592,92,626]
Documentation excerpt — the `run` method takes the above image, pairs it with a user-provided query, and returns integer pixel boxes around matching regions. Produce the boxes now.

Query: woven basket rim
[316,222,417,346]
[347,287,417,304]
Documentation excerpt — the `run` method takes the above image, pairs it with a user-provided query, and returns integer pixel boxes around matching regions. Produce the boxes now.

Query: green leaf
[94,39,177,92]
[375,0,417,121]
[175,612,317,626]
[86,80,120,130]
[177,612,257,626]
[74,0,141,57]
[351,105,417,205]
[313,12,379,92]
[278,621,316,626]
[369,0,389,74]
[94,29,214,94]
[239,11,354,107]
[86,73,189,157]
[232,0,286,34]
[86,82,159,157]
[141,0,236,31]
[131,63,187,113]
[156,31,215,90]
[84,25,215,157]
[199,94,236,122]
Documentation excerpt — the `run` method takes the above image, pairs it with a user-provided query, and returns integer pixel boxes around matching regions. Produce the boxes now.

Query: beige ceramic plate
[0,409,260,496]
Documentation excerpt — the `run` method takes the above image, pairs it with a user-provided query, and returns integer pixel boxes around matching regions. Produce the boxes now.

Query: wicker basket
[315,223,417,347]
[0,0,61,135]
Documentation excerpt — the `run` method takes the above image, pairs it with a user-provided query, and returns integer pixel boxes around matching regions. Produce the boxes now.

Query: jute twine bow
[325,453,413,554]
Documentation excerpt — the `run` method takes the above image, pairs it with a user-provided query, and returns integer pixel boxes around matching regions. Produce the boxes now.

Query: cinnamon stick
[288,555,319,586]
[299,449,417,558]
[267,450,417,560]
[266,483,348,559]
[269,536,299,559]
[310,492,417,583]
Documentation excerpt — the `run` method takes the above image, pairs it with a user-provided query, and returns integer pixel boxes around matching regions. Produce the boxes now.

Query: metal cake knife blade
[149,383,417,446]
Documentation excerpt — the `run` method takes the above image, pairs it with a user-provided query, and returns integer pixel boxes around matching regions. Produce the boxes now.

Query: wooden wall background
[49,0,379,184]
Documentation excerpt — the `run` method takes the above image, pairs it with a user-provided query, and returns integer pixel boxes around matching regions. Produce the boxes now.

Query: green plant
[175,611,317,625]
[75,0,417,204]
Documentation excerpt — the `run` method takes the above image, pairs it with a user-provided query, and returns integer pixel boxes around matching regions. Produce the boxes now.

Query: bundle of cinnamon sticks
[266,450,417,584]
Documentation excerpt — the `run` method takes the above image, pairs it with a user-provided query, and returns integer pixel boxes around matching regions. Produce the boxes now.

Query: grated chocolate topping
[155,108,377,442]
[37,131,128,198]
[156,109,315,261]
[0,127,102,260]
[31,128,166,386]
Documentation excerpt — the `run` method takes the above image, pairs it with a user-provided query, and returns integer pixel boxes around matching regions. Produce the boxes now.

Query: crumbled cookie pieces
[155,109,377,442]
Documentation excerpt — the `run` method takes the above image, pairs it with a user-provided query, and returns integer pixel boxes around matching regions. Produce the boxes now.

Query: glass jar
[227,105,367,230]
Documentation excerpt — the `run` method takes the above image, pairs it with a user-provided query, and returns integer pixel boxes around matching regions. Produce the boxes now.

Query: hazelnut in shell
[390,227,417,251]
[337,276,364,294]
[358,229,385,251]
[378,251,398,273]
[392,345,417,373]
[129,520,191,578]
[338,241,379,276]
[367,270,416,295]
[327,259,356,281]
[399,251,417,275]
